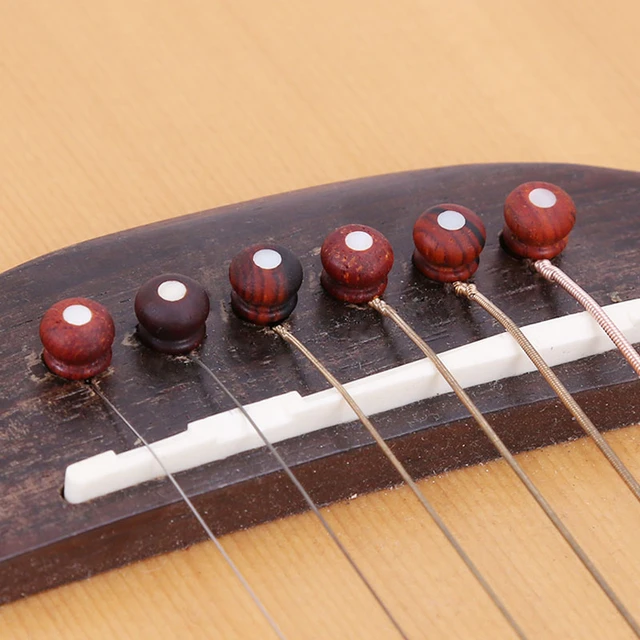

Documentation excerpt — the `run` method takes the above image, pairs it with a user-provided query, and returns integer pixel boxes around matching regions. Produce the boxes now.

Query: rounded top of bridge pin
[501,181,576,259]
[134,274,210,354]
[320,224,394,303]
[229,244,303,325]
[39,297,115,380]
[412,204,487,282]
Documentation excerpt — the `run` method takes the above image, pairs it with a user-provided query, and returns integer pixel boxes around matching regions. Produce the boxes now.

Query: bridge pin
[320,224,394,303]
[39,297,115,380]
[229,244,303,324]
[134,274,210,354]
[501,182,576,260]
[412,204,486,282]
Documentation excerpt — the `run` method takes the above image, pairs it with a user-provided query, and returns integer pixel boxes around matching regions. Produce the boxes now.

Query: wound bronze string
[534,259,640,376]
[454,281,640,502]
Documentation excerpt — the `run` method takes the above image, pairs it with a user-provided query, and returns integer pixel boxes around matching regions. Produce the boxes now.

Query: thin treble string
[535,259,640,377]
[368,297,640,638]
[453,281,640,502]
[87,380,287,640]
[189,355,410,640]
[271,324,528,640]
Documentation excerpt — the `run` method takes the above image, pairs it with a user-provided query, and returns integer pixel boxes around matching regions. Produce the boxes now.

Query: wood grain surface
[2,1,640,638]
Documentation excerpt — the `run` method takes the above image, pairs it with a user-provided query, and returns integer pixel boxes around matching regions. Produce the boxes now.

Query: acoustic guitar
[2,2,640,639]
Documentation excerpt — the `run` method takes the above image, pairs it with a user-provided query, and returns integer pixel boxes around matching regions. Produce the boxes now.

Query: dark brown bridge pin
[39,297,115,380]
[321,224,394,303]
[135,274,210,354]
[412,204,486,282]
[501,182,576,259]
[229,244,303,325]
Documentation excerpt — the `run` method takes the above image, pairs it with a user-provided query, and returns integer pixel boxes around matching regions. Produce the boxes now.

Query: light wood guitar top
[2,1,640,638]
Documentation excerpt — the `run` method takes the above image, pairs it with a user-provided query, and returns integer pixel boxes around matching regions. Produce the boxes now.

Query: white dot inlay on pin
[157,280,187,302]
[345,230,374,251]
[529,188,557,209]
[253,249,282,270]
[63,304,93,327]
[437,210,466,231]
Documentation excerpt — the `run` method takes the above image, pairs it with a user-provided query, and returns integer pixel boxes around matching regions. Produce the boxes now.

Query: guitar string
[271,324,529,640]
[86,380,287,640]
[368,297,640,638]
[534,259,640,376]
[453,281,640,501]
[189,355,410,640]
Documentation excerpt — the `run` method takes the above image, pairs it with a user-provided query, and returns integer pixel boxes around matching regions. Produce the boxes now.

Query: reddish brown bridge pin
[321,224,394,303]
[229,244,303,325]
[412,204,486,282]
[39,297,115,380]
[501,182,576,260]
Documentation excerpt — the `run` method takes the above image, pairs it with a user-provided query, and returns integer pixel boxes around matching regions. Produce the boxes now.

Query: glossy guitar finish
[1,163,639,605]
